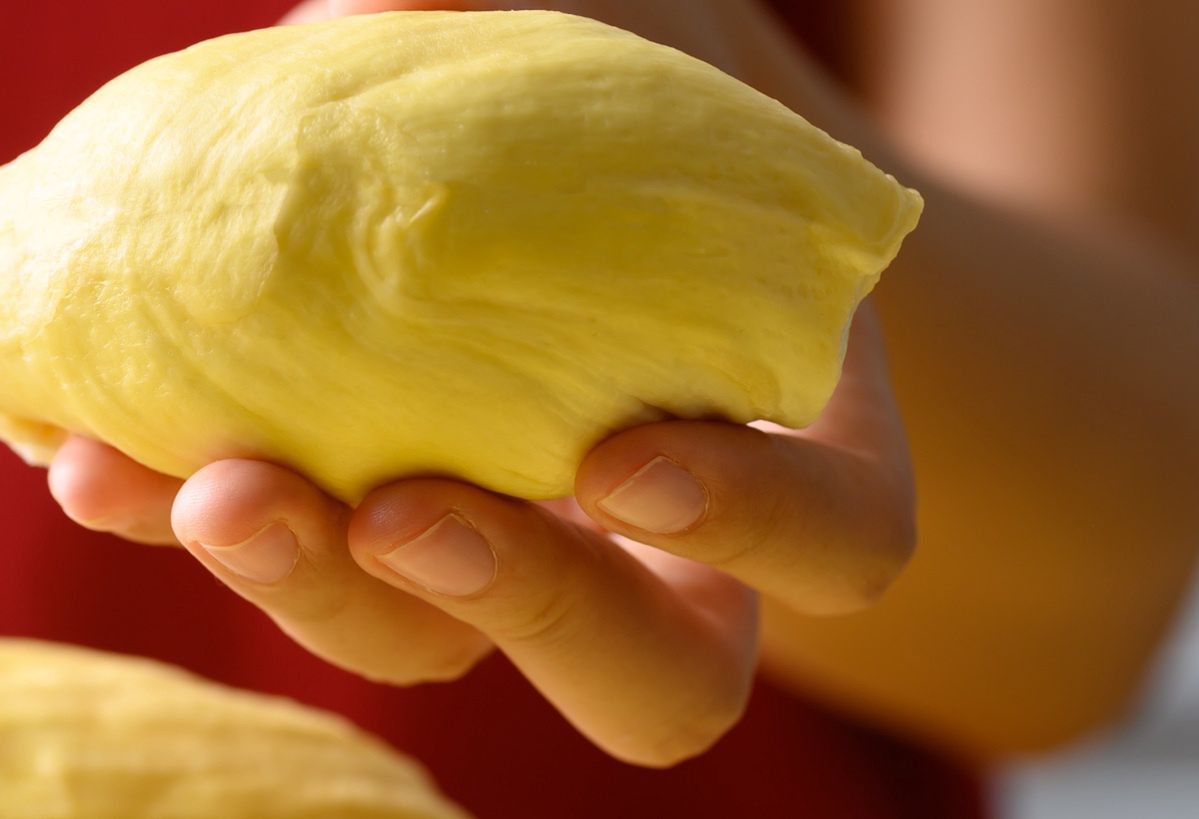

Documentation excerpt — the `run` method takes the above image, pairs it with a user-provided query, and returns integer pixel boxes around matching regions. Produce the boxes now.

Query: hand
[49,300,912,767]
[45,0,915,766]
[282,0,798,84]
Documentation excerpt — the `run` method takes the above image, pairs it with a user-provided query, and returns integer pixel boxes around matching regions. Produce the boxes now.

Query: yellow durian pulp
[0,11,921,502]
[0,639,470,818]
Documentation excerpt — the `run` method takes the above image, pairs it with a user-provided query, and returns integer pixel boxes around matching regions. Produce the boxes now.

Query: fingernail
[377,514,496,597]
[200,522,299,584]
[598,456,708,534]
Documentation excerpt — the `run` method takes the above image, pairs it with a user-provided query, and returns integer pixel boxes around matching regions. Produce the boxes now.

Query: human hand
[49,298,912,766]
[282,0,790,81]
[44,0,914,766]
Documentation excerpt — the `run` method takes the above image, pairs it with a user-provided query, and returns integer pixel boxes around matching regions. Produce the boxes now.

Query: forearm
[762,168,1199,758]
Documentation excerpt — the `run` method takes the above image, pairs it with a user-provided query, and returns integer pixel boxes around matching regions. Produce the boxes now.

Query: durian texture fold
[0,639,470,818]
[0,11,922,501]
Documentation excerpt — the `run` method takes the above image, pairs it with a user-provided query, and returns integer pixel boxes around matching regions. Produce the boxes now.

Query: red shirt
[0,3,983,816]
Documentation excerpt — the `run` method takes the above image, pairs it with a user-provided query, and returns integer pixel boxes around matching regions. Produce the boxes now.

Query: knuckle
[366,643,487,687]
[811,515,916,614]
[765,451,916,615]
[485,514,598,646]
[888,505,918,570]
[618,688,748,768]
[48,473,112,526]
[416,654,481,684]
[490,582,582,647]
[850,489,917,608]
[703,484,797,571]
[842,572,893,611]
[258,573,354,623]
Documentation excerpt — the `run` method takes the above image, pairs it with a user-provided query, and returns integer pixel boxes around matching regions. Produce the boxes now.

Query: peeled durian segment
[0,639,470,819]
[0,11,922,501]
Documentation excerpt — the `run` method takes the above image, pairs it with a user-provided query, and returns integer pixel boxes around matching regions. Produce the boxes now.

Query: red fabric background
[0,2,983,816]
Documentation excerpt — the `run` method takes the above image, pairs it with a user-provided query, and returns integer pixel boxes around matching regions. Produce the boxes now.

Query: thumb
[575,420,915,615]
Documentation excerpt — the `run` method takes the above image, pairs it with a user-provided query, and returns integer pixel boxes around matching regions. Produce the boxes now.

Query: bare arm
[861,0,1199,256]
[755,0,1199,758]
[42,0,1199,762]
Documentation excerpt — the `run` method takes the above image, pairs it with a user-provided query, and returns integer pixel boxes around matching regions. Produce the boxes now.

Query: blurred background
[1,2,1196,818]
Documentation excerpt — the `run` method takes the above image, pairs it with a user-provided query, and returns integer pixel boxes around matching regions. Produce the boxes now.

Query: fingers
[575,420,915,615]
[279,0,332,24]
[48,435,182,546]
[175,462,757,764]
[172,461,492,685]
[282,0,486,27]
[349,479,758,767]
[329,0,478,16]
[573,301,915,616]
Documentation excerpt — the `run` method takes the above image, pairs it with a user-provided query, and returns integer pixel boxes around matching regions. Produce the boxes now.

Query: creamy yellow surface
[0,639,469,819]
[0,11,921,501]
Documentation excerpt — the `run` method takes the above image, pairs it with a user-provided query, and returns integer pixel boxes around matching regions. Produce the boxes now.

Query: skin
[45,0,1199,765]
[760,0,1199,757]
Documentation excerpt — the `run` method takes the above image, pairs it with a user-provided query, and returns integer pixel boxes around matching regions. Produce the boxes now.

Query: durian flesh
[0,11,921,502]
[0,639,470,819]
